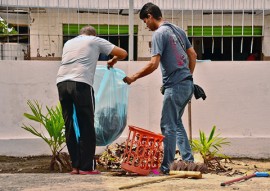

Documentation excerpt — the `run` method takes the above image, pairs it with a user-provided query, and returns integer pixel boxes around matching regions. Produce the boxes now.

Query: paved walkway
[0,172,269,191]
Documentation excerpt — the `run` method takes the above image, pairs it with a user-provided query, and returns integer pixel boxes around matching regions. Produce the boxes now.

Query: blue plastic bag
[73,65,129,146]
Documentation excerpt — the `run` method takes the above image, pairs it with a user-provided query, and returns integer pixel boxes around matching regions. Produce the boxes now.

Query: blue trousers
[160,79,194,172]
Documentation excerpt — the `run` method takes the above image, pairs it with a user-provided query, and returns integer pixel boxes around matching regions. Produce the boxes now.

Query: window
[63,24,138,61]
[188,26,262,61]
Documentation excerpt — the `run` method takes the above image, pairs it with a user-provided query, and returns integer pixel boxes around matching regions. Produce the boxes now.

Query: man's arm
[186,47,197,74]
[107,46,128,67]
[123,55,160,85]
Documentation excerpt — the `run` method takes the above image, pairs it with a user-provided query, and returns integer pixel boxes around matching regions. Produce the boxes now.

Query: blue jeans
[160,79,194,172]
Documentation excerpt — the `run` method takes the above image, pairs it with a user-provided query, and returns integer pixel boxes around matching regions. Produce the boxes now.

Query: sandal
[79,169,101,175]
[70,168,79,175]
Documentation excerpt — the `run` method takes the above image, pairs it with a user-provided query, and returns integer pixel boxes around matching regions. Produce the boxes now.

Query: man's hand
[107,47,128,69]
[107,58,117,69]
[123,55,160,85]
[123,76,136,85]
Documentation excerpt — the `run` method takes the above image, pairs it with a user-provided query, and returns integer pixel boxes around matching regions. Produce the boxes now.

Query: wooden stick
[119,171,202,190]
[170,171,202,178]
[188,101,192,141]
[220,174,256,186]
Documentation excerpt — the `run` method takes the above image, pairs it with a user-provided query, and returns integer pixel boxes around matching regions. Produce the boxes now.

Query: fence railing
[0,0,269,61]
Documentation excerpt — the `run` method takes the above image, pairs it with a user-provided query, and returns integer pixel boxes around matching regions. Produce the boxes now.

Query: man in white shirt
[57,26,127,175]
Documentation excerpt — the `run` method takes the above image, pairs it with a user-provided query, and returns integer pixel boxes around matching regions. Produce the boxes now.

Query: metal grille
[0,0,269,61]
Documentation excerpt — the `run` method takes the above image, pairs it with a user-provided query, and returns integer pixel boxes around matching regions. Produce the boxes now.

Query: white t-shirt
[56,35,115,86]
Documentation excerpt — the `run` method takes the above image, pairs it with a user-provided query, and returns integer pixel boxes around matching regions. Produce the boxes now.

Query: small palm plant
[22,100,71,172]
[191,125,230,171]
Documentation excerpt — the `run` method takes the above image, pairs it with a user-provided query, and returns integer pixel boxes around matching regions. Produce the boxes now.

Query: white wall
[0,60,270,158]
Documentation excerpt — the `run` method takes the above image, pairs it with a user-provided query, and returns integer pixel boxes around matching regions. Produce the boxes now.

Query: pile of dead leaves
[97,143,269,176]
[97,142,126,170]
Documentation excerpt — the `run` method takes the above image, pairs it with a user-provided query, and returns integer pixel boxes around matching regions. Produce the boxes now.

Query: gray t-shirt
[151,22,192,88]
[56,35,115,86]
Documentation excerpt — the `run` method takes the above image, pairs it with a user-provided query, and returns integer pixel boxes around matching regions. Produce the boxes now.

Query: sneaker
[69,168,79,175]
[79,170,101,175]
[159,167,170,175]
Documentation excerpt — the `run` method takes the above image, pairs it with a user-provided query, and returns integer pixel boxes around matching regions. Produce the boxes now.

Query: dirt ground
[0,155,270,174]
[0,155,270,191]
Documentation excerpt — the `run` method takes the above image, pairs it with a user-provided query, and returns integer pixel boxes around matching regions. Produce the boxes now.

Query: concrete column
[262,15,270,60]
[128,0,134,61]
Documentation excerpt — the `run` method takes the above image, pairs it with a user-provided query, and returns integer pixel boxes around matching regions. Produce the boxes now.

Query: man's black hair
[139,2,162,20]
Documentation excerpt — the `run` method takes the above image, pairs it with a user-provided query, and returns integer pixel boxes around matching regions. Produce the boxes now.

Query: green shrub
[191,125,230,169]
[22,100,71,172]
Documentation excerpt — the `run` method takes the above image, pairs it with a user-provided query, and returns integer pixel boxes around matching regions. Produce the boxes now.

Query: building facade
[1,1,270,158]
[1,0,270,61]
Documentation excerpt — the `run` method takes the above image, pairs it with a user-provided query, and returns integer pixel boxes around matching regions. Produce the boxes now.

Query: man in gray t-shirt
[123,3,197,174]
[57,26,127,175]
